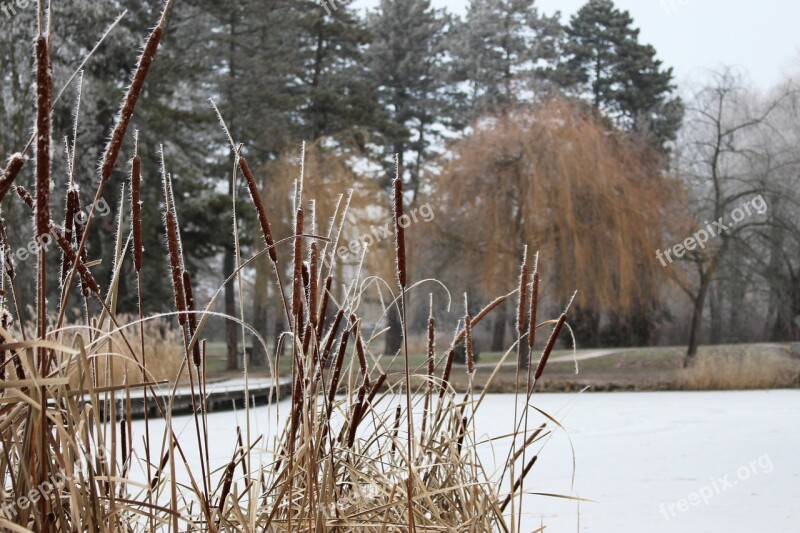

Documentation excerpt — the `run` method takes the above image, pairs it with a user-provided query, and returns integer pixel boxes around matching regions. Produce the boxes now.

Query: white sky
[353,0,800,92]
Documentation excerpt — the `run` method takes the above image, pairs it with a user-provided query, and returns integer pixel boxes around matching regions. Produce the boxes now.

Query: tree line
[1,0,796,367]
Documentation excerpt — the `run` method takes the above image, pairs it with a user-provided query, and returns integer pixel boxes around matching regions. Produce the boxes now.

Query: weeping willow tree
[431,99,678,349]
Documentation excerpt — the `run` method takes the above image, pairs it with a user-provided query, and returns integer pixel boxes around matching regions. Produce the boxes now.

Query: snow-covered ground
[129,390,800,532]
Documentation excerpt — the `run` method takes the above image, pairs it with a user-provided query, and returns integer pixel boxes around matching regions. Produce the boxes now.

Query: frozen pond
[130,390,800,532]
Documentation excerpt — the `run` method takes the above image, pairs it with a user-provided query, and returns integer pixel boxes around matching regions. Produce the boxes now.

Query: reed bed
[0,2,578,531]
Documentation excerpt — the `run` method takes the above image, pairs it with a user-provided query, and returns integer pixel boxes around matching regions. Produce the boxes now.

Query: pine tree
[449,0,562,124]
[367,0,450,199]
[556,0,683,149]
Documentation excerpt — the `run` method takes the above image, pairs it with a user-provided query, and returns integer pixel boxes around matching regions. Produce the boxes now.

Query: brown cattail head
[366,371,387,406]
[59,188,81,287]
[52,227,100,294]
[352,317,367,376]
[427,297,435,379]
[527,269,540,351]
[238,156,277,263]
[316,275,333,339]
[131,155,143,272]
[183,270,201,367]
[35,36,52,238]
[534,313,567,380]
[0,154,24,203]
[392,162,407,289]
[0,219,14,280]
[165,211,186,325]
[309,242,319,327]
[439,348,456,399]
[517,247,529,335]
[292,207,304,320]
[218,460,236,514]
[319,308,345,369]
[0,306,12,380]
[100,26,164,183]
[465,309,475,375]
[15,186,34,210]
[327,327,350,404]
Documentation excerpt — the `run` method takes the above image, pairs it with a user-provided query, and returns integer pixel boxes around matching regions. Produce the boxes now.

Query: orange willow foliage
[433,99,679,315]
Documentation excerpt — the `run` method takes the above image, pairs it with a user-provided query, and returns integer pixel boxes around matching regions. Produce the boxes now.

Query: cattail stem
[131,154,143,272]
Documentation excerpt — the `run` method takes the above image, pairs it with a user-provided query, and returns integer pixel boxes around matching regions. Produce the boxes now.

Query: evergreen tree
[367,0,450,199]
[556,0,683,149]
[449,0,562,124]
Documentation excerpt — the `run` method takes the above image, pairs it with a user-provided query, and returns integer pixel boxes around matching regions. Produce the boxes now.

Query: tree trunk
[491,304,508,353]
[384,309,403,355]
[709,283,722,344]
[685,278,711,365]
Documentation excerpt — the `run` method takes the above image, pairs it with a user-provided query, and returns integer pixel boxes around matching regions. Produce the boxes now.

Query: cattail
[366,372,387,406]
[120,418,128,467]
[500,455,539,512]
[100,26,164,183]
[165,211,186,325]
[238,156,277,263]
[301,262,310,311]
[427,295,435,380]
[292,208,304,320]
[183,270,201,367]
[392,161,407,288]
[309,242,319,327]
[390,405,402,456]
[346,375,369,448]
[351,316,368,376]
[453,294,509,347]
[517,247,528,335]
[35,36,52,238]
[0,220,14,280]
[527,268,540,352]
[511,423,546,463]
[60,187,80,287]
[316,275,333,339]
[15,186,34,210]
[0,307,11,380]
[439,348,456,400]
[52,228,100,294]
[131,154,143,272]
[457,416,468,453]
[327,328,350,405]
[0,154,24,203]
[218,460,236,514]
[319,308,344,369]
[534,313,567,380]
[465,313,474,375]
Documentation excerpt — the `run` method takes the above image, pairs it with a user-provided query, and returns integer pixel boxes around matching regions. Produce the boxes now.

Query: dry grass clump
[0,2,578,531]
[677,349,800,390]
[63,317,185,388]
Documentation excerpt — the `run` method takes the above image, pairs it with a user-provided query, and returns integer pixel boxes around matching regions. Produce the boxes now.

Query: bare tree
[673,68,795,362]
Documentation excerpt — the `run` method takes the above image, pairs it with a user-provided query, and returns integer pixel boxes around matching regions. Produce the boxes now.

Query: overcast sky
[354,0,800,93]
